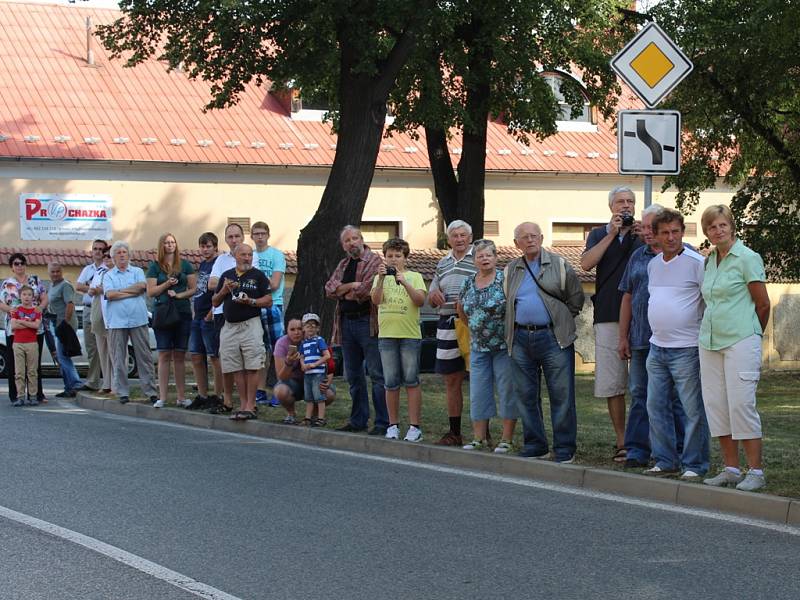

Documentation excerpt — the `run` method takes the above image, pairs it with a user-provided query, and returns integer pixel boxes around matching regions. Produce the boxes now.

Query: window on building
[552,222,606,244]
[227,216,251,235]
[360,221,400,249]
[541,72,592,124]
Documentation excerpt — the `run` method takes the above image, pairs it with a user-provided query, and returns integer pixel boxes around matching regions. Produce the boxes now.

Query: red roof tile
[0,1,642,173]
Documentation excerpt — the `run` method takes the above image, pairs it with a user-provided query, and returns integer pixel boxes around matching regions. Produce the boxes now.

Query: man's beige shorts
[219,316,266,374]
[594,322,628,397]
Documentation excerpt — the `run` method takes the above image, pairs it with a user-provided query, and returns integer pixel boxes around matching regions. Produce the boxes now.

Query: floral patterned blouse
[459,270,507,352]
[1,275,46,334]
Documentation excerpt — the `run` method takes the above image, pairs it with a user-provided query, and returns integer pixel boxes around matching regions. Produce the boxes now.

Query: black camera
[385,266,397,277]
[621,212,635,227]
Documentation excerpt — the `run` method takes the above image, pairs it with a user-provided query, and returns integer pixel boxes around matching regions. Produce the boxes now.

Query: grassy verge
[124,370,800,499]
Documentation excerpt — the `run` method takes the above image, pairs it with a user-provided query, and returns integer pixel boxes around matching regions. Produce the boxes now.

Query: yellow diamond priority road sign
[611,22,693,108]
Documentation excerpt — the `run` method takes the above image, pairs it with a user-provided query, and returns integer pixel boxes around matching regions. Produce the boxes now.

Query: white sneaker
[462,440,487,451]
[153,399,165,408]
[736,471,766,492]
[704,469,745,487]
[404,426,422,442]
[177,399,192,407]
[680,470,701,480]
[493,441,513,454]
[385,425,400,440]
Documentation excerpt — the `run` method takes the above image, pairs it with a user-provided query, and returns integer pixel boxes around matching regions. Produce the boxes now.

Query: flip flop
[612,446,628,463]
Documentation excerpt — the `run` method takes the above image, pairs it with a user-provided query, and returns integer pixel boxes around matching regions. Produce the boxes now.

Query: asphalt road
[1,381,798,600]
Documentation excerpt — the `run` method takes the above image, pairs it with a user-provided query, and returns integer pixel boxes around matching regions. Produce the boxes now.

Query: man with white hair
[103,241,158,405]
[325,225,388,435]
[581,186,643,463]
[428,220,478,446]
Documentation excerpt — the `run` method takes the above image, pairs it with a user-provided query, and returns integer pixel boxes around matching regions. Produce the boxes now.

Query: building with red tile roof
[0,0,732,258]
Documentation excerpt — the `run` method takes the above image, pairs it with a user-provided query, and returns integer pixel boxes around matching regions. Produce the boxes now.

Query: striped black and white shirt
[430,246,477,315]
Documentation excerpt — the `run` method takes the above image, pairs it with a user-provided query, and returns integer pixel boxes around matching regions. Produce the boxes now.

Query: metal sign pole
[644,175,652,208]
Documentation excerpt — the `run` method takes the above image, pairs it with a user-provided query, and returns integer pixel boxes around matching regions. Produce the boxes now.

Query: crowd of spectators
[2,192,771,491]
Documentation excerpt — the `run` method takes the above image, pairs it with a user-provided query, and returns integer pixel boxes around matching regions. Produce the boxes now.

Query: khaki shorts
[219,316,266,374]
[594,322,628,397]
[699,334,763,439]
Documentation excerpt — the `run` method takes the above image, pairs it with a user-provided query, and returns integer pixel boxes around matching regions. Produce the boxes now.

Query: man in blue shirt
[104,240,158,404]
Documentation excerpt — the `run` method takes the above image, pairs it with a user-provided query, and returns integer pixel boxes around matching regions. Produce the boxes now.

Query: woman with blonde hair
[699,205,770,492]
[147,233,196,408]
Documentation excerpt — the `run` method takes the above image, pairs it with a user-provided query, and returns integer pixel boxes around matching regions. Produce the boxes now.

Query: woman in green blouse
[698,205,770,492]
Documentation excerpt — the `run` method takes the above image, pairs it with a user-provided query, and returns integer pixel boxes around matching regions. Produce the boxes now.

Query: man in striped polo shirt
[428,220,478,446]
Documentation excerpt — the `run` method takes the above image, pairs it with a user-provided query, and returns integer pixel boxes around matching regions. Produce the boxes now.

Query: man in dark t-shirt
[188,232,221,409]
[211,244,272,419]
[580,186,643,461]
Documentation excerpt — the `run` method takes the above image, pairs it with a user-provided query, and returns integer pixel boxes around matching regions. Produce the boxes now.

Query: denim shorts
[304,372,326,403]
[154,317,191,352]
[188,316,216,356]
[277,377,336,403]
[378,337,421,390]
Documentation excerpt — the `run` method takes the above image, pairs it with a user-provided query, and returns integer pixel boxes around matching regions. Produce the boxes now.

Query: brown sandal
[612,446,628,463]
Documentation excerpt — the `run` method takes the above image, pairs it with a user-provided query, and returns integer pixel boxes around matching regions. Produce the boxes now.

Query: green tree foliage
[389,0,627,238]
[97,0,431,329]
[652,0,800,277]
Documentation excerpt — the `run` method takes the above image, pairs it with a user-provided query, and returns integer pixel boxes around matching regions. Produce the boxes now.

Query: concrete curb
[74,393,800,527]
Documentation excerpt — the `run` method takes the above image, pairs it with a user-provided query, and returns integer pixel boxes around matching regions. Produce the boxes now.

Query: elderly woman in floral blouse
[457,239,519,453]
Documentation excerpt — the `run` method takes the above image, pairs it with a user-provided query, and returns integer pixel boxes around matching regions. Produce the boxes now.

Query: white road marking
[121,415,800,537]
[0,505,244,600]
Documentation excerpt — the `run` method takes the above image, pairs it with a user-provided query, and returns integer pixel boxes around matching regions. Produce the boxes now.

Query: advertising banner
[19,194,112,241]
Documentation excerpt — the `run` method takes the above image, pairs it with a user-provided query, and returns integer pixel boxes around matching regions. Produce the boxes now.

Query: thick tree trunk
[286,24,419,339]
[286,81,387,338]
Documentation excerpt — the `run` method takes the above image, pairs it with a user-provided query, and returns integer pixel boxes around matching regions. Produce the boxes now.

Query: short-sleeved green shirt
[371,270,426,339]
[146,259,195,316]
[699,239,765,351]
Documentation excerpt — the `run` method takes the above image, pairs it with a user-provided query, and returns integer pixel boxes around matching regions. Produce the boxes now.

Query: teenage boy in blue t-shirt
[251,220,287,405]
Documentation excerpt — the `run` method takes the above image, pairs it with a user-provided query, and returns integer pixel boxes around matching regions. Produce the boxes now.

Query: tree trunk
[286,80,387,339]
[425,125,459,226]
[425,32,491,240]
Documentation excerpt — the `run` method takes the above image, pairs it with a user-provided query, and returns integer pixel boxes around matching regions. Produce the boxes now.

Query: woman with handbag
[147,233,196,408]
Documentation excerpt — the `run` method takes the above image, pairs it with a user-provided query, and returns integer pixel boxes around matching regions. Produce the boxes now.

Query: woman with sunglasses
[1,253,49,403]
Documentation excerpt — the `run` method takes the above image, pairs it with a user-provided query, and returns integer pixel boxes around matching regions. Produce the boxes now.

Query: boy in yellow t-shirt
[370,238,427,442]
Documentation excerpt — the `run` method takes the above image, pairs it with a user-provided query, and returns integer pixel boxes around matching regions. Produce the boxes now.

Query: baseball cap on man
[302,313,320,325]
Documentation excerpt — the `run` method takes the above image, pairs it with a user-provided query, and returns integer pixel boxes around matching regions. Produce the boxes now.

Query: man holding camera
[581,186,643,462]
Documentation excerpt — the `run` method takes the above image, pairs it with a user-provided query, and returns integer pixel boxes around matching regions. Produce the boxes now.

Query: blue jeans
[378,338,421,390]
[188,317,216,355]
[646,344,709,473]
[511,328,576,461]
[341,315,388,429]
[469,349,519,421]
[54,324,83,392]
[625,346,686,462]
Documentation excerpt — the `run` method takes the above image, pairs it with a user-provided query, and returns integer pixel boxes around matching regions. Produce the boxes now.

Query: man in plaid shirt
[325,226,388,435]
